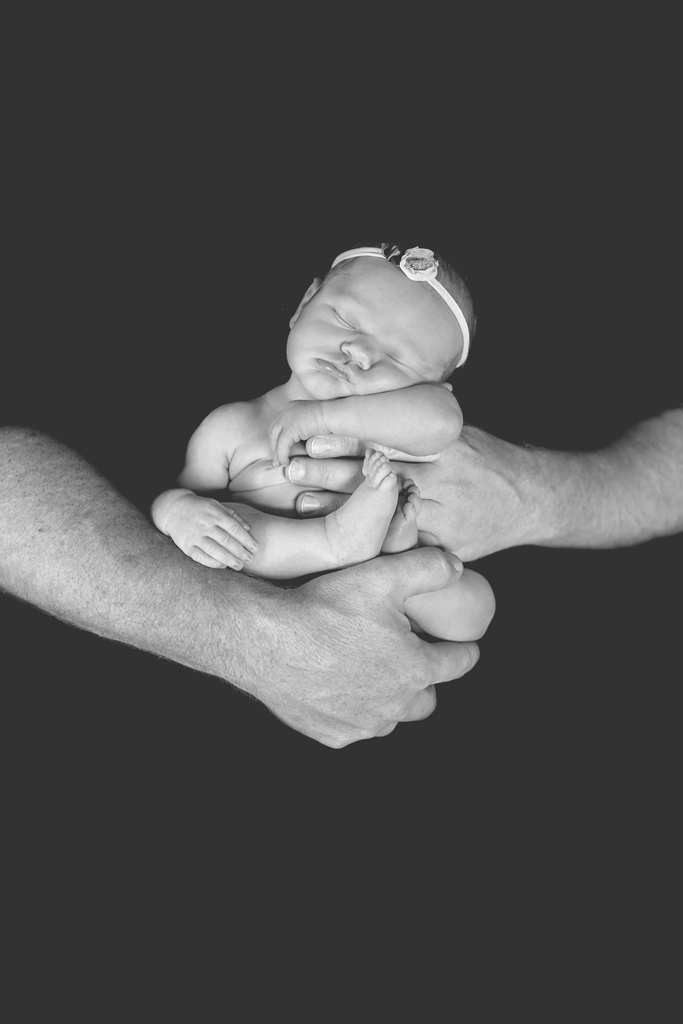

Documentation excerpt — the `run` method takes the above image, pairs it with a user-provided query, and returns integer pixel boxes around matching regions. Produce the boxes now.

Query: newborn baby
[152,243,494,640]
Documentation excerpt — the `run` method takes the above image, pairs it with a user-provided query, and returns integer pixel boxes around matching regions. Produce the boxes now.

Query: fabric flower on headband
[399,247,439,280]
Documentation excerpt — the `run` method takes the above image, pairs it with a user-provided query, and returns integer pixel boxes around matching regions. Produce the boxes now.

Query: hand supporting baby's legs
[192,449,494,640]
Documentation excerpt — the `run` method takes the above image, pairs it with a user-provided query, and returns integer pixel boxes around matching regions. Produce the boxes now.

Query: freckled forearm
[321,385,462,454]
[0,428,281,690]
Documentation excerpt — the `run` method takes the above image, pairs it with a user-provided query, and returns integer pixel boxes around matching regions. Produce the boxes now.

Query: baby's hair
[323,240,477,373]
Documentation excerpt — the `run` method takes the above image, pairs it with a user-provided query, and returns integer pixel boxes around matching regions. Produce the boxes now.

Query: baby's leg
[403,568,496,641]
[380,478,421,553]
[221,449,401,579]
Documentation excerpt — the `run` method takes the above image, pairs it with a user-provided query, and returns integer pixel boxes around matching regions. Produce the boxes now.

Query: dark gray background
[3,28,681,1012]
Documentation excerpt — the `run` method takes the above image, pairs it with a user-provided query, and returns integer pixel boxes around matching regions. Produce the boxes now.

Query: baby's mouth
[316,358,350,382]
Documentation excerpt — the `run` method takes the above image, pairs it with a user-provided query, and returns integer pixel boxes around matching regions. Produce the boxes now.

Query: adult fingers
[421,639,481,686]
[294,491,350,517]
[286,455,365,494]
[400,685,438,722]
[305,434,368,458]
[377,546,465,604]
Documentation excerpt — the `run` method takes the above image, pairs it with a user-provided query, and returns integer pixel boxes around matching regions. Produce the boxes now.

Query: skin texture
[0,427,490,748]
[283,408,683,560]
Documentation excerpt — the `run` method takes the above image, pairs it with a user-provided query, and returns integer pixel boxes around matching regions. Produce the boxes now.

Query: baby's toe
[362,447,383,476]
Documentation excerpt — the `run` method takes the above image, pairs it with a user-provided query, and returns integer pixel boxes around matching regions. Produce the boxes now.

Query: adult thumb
[380,547,464,605]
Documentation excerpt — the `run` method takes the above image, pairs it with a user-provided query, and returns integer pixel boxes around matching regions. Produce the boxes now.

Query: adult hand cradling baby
[0,428,486,749]
[287,409,683,560]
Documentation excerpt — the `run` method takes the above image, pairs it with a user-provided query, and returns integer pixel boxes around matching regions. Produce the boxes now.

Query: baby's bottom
[403,567,495,641]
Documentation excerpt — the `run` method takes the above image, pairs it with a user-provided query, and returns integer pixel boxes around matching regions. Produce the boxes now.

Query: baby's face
[286,257,464,399]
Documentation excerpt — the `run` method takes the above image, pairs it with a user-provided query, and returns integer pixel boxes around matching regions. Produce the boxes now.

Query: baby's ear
[440,382,454,392]
[289,277,323,329]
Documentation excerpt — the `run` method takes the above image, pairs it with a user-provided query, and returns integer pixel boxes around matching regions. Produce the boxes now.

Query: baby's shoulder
[193,399,263,442]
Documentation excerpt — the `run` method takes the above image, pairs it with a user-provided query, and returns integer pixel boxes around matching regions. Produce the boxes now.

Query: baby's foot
[322,448,399,567]
[381,478,421,553]
[362,447,400,494]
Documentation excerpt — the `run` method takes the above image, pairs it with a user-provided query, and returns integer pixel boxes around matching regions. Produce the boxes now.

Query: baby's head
[286,241,476,400]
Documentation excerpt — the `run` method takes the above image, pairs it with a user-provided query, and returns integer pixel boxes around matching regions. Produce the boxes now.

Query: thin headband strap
[330,246,470,368]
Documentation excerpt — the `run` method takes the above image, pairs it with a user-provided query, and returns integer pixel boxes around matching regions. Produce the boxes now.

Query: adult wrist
[516,446,608,547]
[513,445,568,546]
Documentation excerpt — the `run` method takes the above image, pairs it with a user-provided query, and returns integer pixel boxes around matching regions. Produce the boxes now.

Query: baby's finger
[212,528,255,564]
[223,507,251,531]
[269,422,283,465]
[189,546,231,570]
[276,432,293,468]
[218,512,258,553]
[198,539,246,570]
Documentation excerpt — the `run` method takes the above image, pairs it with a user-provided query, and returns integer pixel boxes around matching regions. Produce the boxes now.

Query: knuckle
[421,546,452,579]
[414,687,437,719]
[321,464,336,486]
[322,735,352,750]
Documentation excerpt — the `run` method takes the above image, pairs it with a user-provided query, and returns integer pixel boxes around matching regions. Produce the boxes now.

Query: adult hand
[255,547,484,747]
[284,427,544,561]
[0,428,490,751]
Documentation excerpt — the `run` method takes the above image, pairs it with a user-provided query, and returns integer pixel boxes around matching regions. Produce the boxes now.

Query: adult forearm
[0,428,486,748]
[404,409,683,559]
[532,407,683,547]
[0,428,275,690]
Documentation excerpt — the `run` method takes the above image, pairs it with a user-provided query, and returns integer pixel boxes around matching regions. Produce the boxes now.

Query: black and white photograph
[3,11,681,1017]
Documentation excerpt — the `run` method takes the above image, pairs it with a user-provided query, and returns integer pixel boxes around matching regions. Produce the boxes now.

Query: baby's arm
[323,384,462,454]
[270,384,462,466]
[151,405,259,570]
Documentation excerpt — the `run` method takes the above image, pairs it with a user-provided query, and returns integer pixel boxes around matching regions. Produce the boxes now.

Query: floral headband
[330,244,470,368]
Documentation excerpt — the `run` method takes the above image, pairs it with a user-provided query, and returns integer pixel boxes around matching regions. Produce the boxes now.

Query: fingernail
[287,459,304,481]
[446,551,464,575]
[248,542,258,553]
[309,436,328,456]
[300,494,320,513]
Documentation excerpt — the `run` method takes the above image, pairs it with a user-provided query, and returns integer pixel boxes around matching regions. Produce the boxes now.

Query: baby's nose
[340,339,373,370]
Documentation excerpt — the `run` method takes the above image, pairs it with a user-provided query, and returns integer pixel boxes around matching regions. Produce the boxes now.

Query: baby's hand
[269,399,329,467]
[164,493,258,570]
